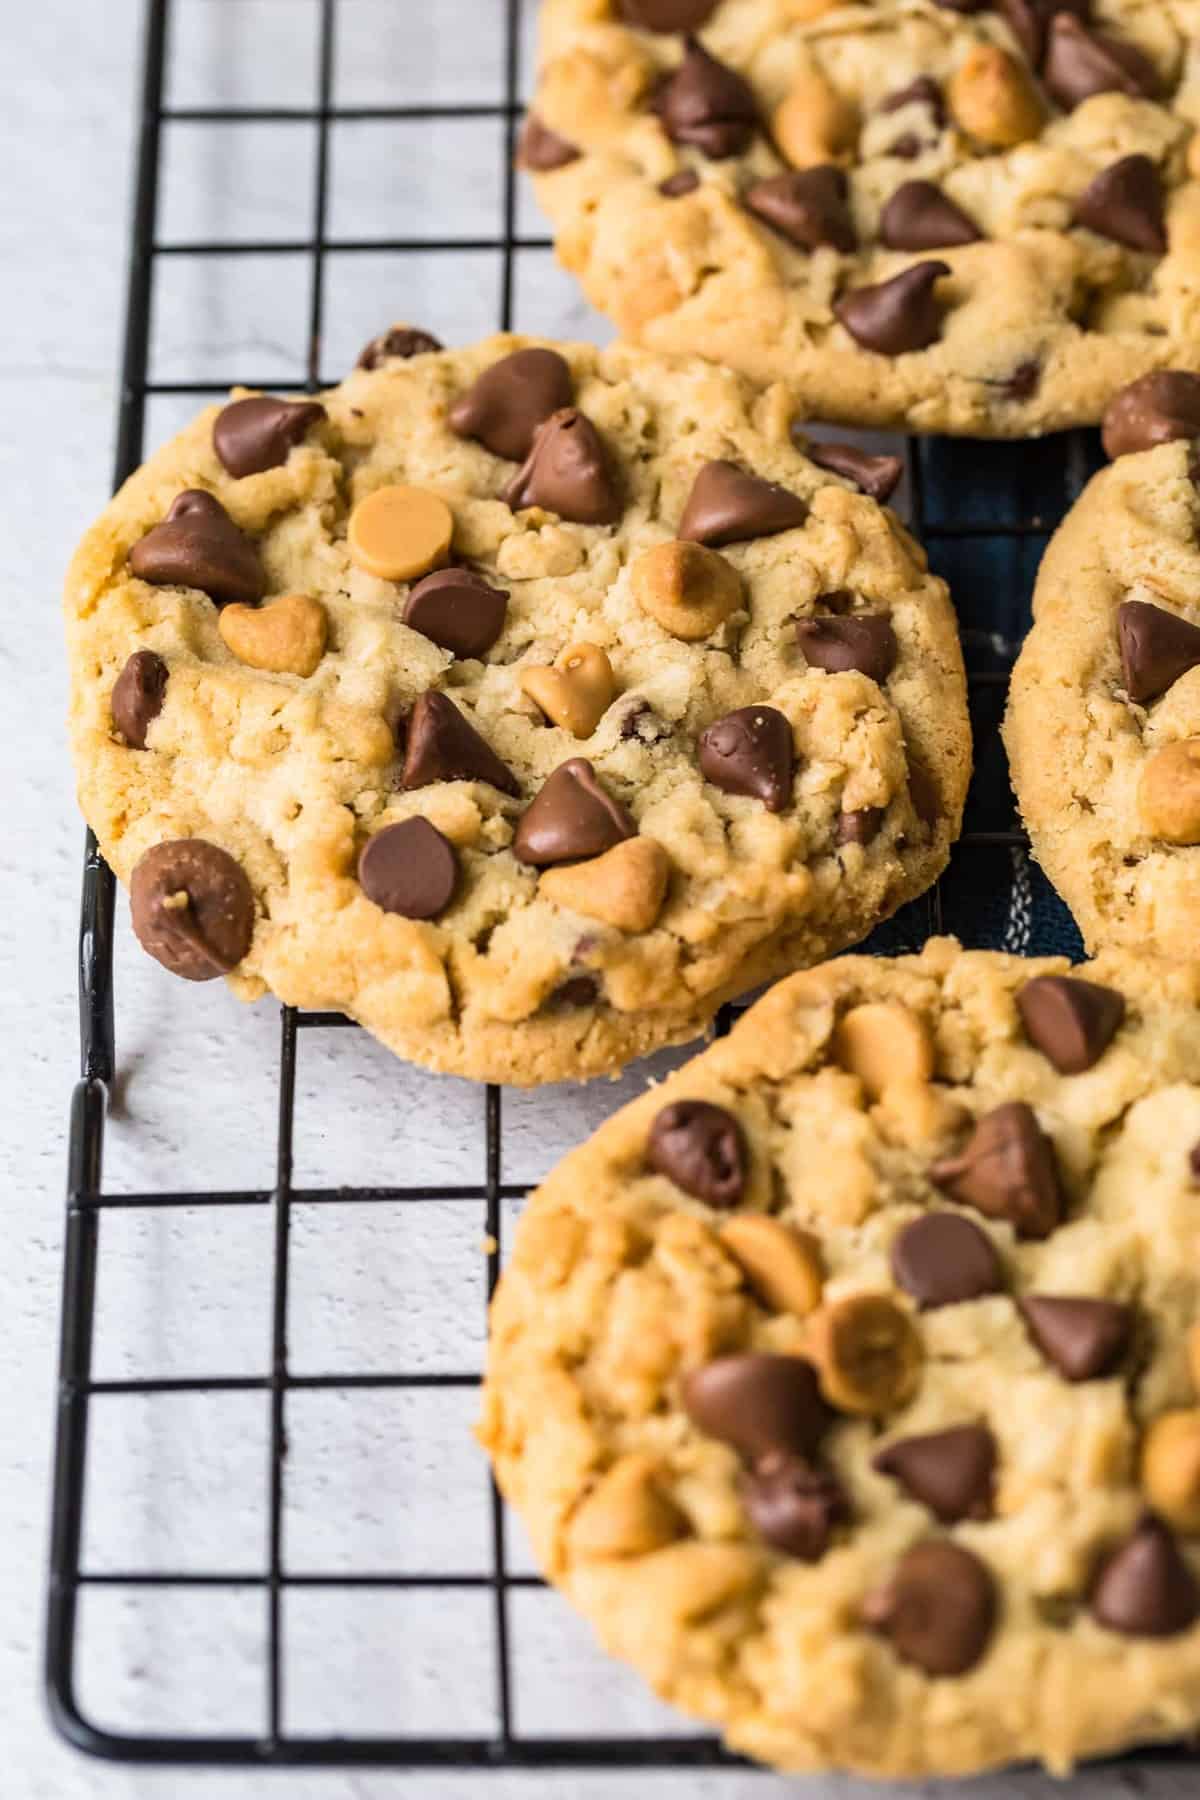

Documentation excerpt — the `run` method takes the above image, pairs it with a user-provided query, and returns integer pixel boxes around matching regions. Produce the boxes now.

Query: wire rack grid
[45,0,1192,1775]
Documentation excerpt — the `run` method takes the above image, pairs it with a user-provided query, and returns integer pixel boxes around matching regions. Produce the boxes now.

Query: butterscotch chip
[219,593,328,677]
[539,835,670,932]
[520,642,616,737]
[1142,1411,1200,1533]
[630,540,742,639]
[806,1292,923,1415]
[773,67,857,171]
[832,1002,934,1100]
[1138,740,1200,844]
[567,1453,687,1558]
[347,484,453,582]
[718,1215,824,1316]
[948,46,1042,149]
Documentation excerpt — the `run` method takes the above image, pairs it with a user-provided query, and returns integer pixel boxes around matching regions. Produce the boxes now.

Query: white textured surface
[3,0,1194,1795]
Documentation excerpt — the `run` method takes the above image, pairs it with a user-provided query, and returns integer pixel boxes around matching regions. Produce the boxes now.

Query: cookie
[480,938,1200,1776]
[522,1,1200,436]
[1005,383,1200,958]
[65,335,970,1084]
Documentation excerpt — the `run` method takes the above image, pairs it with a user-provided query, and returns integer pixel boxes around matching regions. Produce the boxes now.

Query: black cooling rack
[47,0,1193,1774]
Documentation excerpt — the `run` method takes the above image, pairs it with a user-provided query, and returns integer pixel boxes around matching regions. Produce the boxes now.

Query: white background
[2,1,1194,1795]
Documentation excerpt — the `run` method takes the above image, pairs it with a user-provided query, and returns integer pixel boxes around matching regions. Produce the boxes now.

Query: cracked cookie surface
[523,0,1200,436]
[480,938,1200,1776]
[65,335,968,1084]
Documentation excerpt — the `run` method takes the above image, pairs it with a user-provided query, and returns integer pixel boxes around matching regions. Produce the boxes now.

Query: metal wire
[44,0,1196,1772]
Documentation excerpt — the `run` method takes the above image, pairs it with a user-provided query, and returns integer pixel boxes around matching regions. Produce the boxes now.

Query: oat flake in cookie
[524,1,1200,436]
[1005,386,1200,958]
[479,940,1200,1775]
[65,335,968,1084]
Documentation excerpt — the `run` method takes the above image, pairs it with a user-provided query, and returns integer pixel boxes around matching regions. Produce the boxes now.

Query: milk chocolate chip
[891,1213,1004,1308]
[647,1099,746,1205]
[516,113,581,171]
[212,394,325,478]
[881,181,981,251]
[682,1353,829,1461]
[797,615,898,683]
[742,1454,849,1559]
[931,1102,1065,1240]
[357,325,443,370]
[678,459,806,546]
[513,758,636,866]
[400,691,519,795]
[743,167,856,252]
[449,347,574,463]
[1118,600,1200,704]
[698,706,795,811]
[873,1424,996,1523]
[112,650,168,748]
[619,0,719,26]
[657,36,758,160]
[1090,1515,1200,1638]
[1044,15,1160,110]
[503,409,622,525]
[834,262,950,356]
[403,567,509,659]
[129,491,264,607]
[1016,975,1125,1073]
[1073,155,1166,254]
[806,441,904,503]
[862,1541,997,1675]
[358,817,459,920]
[1018,1295,1133,1381]
[1103,374,1200,461]
[130,839,255,981]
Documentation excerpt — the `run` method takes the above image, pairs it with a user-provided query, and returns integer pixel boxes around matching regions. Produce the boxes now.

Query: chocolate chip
[873,1424,996,1523]
[698,706,795,812]
[834,261,950,357]
[358,816,459,920]
[1119,600,1200,705]
[516,113,582,171]
[880,76,945,125]
[888,133,925,161]
[1002,359,1042,402]
[1044,15,1160,110]
[400,690,520,795]
[837,807,884,846]
[1090,1515,1200,1638]
[678,459,806,547]
[619,699,671,744]
[212,394,326,479]
[660,169,701,197]
[682,1352,829,1461]
[1018,1295,1133,1381]
[129,490,264,607]
[907,757,941,829]
[502,408,622,526]
[742,1453,849,1559]
[931,1102,1065,1240]
[130,839,255,981]
[1017,974,1125,1073]
[805,442,904,503]
[618,0,719,26]
[862,1541,997,1676]
[357,325,443,370]
[1074,155,1166,254]
[111,650,168,748]
[647,1098,747,1205]
[997,0,1088,66]
[449,347,574,463]
[880,180,982,252]
[1191,1139,1200,1183]
[512,757,636,866]
[656,36,758,160]
[403,567,509,659]
[743,167,856,253]
[548,973,600,1008]
[796,614,898,684]
[1103,373,1200,461]
[891,1213,1004,1309]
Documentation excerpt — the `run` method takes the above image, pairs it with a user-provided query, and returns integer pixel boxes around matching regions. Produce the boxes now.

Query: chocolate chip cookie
[65,335,969,1083]
[522,1,1200,435]
[480,938,1200,1774]
[1005,375,1200,958]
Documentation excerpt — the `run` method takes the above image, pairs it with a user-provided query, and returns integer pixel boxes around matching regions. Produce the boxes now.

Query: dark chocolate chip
[502,408,622,525]
[678,459,806,547]
[449,347,574,463]
[743,166,856,252]
[660,169,701,197]
[1073,154,1166,254]
[796,614,898,684]
[512,757,636,866]
[837,807,884,847]
[111,649,168,749]
[1044,15,1160,110]
[805,441,904,503]
[516,113,582,171]
[997,0,1088,66]
[907,758,941,829]
[357,325,443,370]
[1016,974,1126,1073]
[1001,358,1042,401]
[129,490,264,608]
[647,1098,747,1205]
[1091,1515,1200,1638]
[880,180,982,251]
[400,690,520,795]
[130,839,255,981]
[891,1213,1004,1309]
[403,567,509,659]
[1018,1295,1133,1381]
[880,76,945,125]
[1126,597,1200,701]
[873,1424,996,1523]
[888,132,926,161]
[358,816,459,920]
[862,1541,997,1676]
[1103,373,1200,461]
[834,261,951,356]
[742,1453,849,1559]
[931,1102,1065,1240]
[698,705,795,812]
[682,1352,829,1461]
[1191,1139,1200,1183]
[618,0,719,25]
[547,973,600,1008]
[212,394,326,479]
[656,36,758,160]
